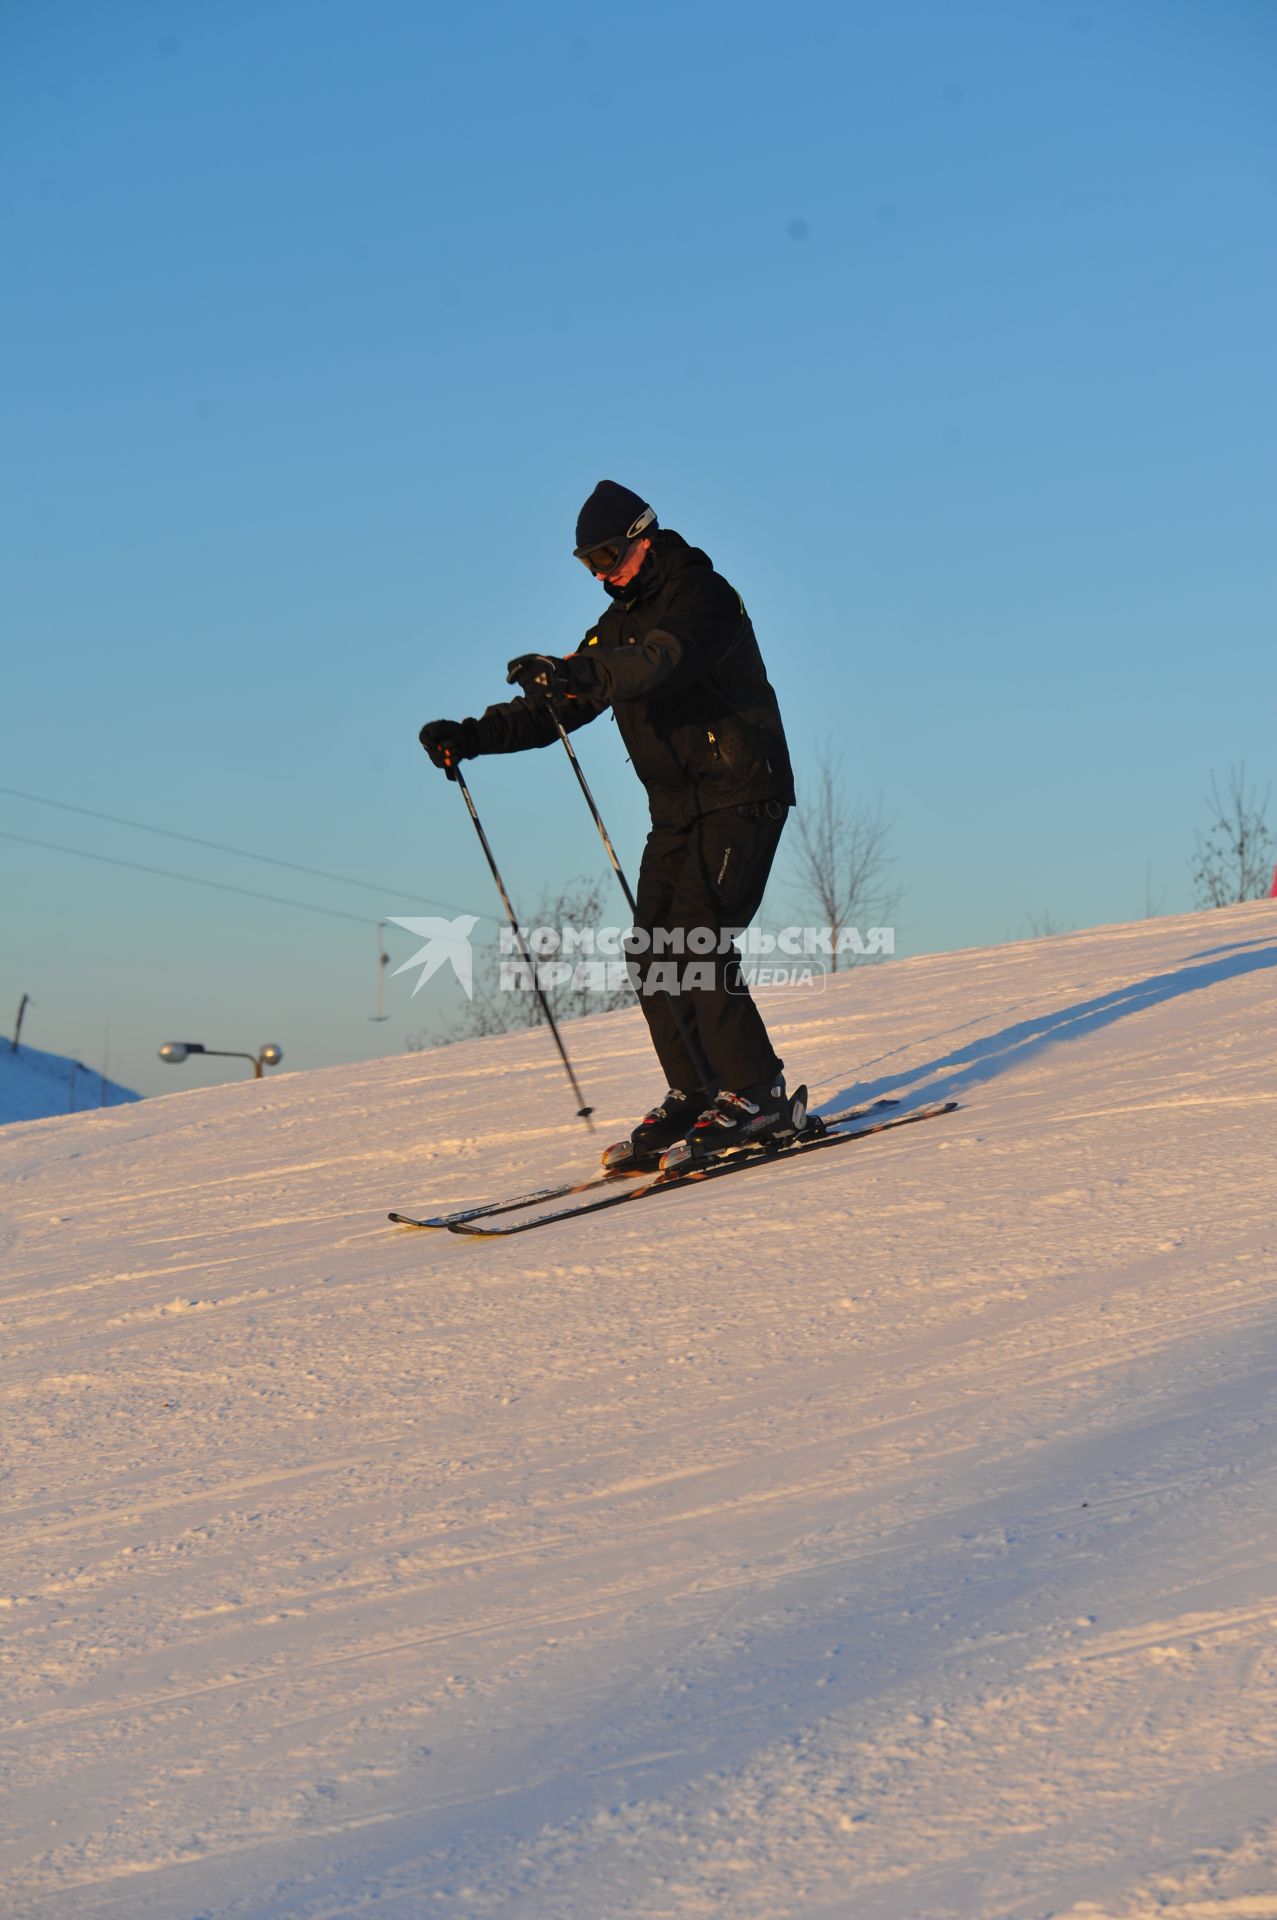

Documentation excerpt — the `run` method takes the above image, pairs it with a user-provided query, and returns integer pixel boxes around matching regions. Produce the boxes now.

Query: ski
[443,1099,957,1237]
[388,1164,641,1232]
[388,1097,899,1231]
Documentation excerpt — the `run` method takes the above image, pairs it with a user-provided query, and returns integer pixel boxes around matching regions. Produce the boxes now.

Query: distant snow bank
[0,1040,139,1125]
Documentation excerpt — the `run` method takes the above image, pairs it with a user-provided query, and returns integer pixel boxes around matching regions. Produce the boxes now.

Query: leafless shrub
[790,747,903,970]
[448,875,633,1038]
[1023,910,1072,939]
[1190,765,1274,906]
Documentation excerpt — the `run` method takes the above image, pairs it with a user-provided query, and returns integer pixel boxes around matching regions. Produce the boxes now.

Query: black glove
[418,717,479,776]
[505,653,578,705]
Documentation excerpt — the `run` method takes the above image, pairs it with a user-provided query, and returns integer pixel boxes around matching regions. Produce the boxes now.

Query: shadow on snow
[818,940,1277,1119]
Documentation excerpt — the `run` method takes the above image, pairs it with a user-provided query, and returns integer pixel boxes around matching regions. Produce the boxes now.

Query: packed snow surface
[0,1042,138,1126]
[2,902,1275,1920]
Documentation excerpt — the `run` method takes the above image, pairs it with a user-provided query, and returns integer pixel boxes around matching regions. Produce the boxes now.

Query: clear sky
[2,0,1274,1096]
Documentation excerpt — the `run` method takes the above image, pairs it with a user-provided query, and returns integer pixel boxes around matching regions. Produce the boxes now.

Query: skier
[419,479,799,1168]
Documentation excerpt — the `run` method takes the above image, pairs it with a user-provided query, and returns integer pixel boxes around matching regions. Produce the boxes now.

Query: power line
[0,781,488,922]
[0,829,487,942]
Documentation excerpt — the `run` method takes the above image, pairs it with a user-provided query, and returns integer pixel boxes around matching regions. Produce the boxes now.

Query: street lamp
[159,1041,284,1079]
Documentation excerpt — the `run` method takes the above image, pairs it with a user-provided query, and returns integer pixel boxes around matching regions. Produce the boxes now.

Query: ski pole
[552,717,716,1093]
[448,760,595,1129]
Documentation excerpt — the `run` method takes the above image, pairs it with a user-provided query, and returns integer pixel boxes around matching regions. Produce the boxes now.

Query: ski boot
[659,1075,807,1171]
[601,1087,713,1173]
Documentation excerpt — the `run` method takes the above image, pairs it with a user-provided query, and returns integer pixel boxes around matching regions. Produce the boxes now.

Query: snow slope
[1,901,1275,1920]
[0,1042,138,1126]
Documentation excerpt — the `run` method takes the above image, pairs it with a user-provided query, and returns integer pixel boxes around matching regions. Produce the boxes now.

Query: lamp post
[371,921,390,1022]
[159,1041,284,1079]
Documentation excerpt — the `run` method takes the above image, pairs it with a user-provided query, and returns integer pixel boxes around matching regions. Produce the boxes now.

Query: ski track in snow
[1,902,1275,1918]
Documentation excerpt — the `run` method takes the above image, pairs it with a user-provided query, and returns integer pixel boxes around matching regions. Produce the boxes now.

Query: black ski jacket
[469,531,794,829]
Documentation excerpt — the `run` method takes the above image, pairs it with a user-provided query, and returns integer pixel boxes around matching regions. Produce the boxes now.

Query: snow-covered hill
[2,901,1275,1920]
[0,1040,138,1126]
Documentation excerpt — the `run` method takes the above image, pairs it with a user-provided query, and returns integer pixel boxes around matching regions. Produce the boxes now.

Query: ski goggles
[574,504,656,575]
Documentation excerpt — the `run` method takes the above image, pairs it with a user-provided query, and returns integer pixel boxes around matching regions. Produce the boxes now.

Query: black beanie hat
[575,479,654,552]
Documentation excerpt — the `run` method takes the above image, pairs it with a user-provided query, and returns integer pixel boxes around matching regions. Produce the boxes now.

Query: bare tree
[447,875,633,1039]
[1190,765,1274,907]
[790,747,903,970]
[1142,859,1168,920]
[1024,910,1071,939]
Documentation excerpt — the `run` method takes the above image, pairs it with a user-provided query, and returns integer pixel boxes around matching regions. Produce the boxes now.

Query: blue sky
[2,0,1274,1096]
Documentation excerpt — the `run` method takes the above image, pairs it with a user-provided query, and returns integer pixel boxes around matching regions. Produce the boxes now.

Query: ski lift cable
[0,782,490,923]
[0,829,491,945]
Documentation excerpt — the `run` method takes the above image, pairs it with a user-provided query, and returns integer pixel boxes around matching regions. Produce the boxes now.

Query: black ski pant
[628,801,788,1096]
